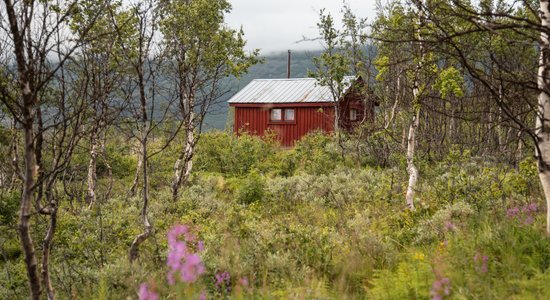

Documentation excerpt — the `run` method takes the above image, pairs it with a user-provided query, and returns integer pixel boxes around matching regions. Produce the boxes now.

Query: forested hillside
[1,0,550,299]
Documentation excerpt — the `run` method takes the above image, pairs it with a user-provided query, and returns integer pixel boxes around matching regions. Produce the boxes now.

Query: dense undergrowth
[1,131,548,299]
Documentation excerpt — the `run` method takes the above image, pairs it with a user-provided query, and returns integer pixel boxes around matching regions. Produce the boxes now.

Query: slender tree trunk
[20,102,41,300]
[516,131,524,163]
[449,104,456,143]
[405,0,426,211]
[333,104,340,132]
[406,109,420,210]
[10,118,19,190]
[101,131,114,202]
[129,50,152,262]
[86,133,98,208]
[129,134,151,262]
[536,0,550,235]
[172,117,195,201]
[497,84,506,152]
[129,148,142,197]
[41,186,57,300]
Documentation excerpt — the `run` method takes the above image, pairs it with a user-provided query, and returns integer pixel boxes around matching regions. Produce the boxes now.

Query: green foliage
[236,170,265,205]
[194,131,278,176]
[415,201,474,244]
[292,132,342,175]
[1,130,547,299]
[445,218,550,299]
[435,66,464,99]
[374,55,390,81]
[159,0,259,80]
[0,190,19,227]
[367,256,433,299]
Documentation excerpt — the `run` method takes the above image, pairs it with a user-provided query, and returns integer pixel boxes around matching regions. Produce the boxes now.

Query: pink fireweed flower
[430,277,451,300]
[199,290,207,300]
[166,224,205,285]
[507,207,520,218]
[198,240,205,252]
[239,276,249,287]
[180,253,206,283]
[215,271,232,293]
[167,225,189,245]
[138,283,159,300]
[474,252,489,274]
[507,203,540,225]
[444,221,456,231]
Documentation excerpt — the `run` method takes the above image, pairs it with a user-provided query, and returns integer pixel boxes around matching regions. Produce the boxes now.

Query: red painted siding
[232,104,337,147]
[231,92,374,147]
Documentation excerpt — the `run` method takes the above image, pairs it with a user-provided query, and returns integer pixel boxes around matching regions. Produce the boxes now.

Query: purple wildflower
[507,203,541,225]
[197,240,205,252]
[138,283,159,300]
[444,221,456,231]
[166,225,205,285]
[528,203,539,212]
[507,207,520,218]
[430,277,451,300]
[215,271,232,293]
[199,290,207,300]
[239,276,249,287]
[474,252,489,274]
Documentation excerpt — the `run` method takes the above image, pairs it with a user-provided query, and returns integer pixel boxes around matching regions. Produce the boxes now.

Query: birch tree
[536,0,550,233]
[404,0,427,210]
[310,9,351,134]
[158,0,258,200]
[70,0,128,208]
[0,0,105,298]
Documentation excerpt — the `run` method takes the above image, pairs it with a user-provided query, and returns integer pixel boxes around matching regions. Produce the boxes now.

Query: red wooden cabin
[228,76,374,147]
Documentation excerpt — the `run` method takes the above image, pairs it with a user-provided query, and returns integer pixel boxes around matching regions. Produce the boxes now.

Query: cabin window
[271,108,295,122]
[285,109,295,121]
[271,109,282,121]
[350,108,358,121]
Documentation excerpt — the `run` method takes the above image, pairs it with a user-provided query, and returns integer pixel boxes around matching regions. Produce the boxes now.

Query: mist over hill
[203,49,322,130]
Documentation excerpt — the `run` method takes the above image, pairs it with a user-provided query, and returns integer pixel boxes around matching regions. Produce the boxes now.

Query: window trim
[269,108,296,124]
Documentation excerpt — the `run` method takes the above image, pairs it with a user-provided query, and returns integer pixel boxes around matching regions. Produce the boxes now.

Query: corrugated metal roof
[228,76,355,104]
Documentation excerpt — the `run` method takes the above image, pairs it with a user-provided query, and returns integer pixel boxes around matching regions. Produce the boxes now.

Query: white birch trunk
[406,109,420,210]
[129,148,142,197]
[405,0,426,211]
[86,136,98,208]
[172,113,196,201]
[536,0,550,234]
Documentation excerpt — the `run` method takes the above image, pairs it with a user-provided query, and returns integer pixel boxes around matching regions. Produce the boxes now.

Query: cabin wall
[339,93,372,131]
[233,105,335,147]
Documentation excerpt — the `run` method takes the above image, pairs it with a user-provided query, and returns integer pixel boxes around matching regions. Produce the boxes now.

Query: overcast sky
[225,0,378,54]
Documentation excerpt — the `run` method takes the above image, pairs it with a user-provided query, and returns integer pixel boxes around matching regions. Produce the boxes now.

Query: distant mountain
[202,49,323,130]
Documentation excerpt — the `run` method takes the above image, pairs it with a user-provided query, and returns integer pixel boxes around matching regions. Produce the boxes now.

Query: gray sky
[225,0,378,54]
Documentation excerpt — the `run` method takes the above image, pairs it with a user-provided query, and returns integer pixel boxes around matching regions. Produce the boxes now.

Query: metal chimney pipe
[287,50,291,78]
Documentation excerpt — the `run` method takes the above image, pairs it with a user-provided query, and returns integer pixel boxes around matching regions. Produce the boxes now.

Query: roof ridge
[251,77,316,81]
[250,75,355,82]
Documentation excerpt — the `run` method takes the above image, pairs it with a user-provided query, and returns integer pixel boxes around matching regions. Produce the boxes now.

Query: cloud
[225,0,377,53]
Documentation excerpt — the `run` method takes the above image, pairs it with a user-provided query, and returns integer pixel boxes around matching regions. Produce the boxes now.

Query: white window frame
[285,109,295,121]
[271,108,282,121]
